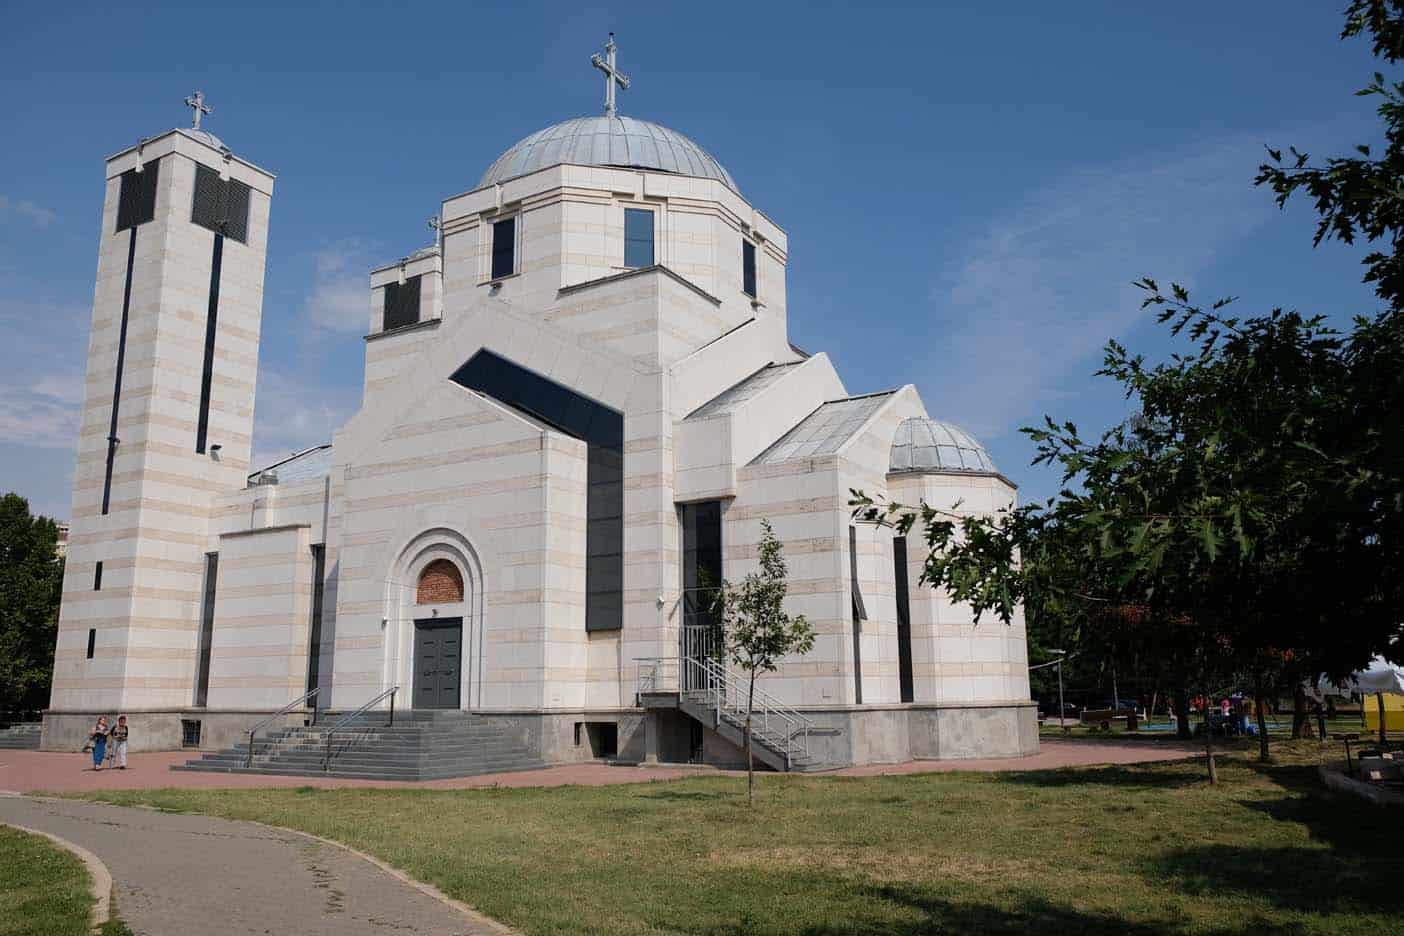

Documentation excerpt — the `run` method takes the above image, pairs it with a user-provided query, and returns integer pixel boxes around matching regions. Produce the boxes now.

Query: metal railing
[245,687,319,768]
[636,654,814,768]
[322,686,398,771]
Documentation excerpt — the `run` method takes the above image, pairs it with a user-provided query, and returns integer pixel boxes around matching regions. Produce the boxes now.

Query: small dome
[889,417,996,474]
[480,116,738,192]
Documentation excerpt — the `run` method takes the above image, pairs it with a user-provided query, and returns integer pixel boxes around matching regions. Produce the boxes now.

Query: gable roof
[750,391,896,465]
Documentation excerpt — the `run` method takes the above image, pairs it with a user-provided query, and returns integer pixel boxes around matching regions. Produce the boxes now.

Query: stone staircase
[0,723,42,750]
[176,711,545,780]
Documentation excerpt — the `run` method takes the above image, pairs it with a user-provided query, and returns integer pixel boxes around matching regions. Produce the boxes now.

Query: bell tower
[48,94,275,724]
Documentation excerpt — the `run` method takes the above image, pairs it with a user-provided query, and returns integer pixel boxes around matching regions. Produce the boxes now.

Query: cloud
[303,241,371,333]
[0,194,57,227]
[249,368,359,471]
[926,136,1279,440]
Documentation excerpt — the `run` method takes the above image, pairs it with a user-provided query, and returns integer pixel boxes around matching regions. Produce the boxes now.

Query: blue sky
[0,1,1386,519]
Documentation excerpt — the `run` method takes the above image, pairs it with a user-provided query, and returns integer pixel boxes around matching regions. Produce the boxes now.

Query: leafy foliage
[0,493,64,715]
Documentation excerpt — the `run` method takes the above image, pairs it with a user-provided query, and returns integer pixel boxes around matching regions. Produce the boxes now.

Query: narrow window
[93,561,103,591]
[624,208,654,268]
[194,552,218,706]
[86,628,96,660]
[742,239,757,298]
[382,275,421,332]
[491,216,516,280]
[306,544,326,700]
[894,537,914,704]
[850,525,865,704]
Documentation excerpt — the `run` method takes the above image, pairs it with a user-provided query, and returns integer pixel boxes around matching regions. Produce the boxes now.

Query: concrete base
[43,701,1038,769]
[42,709,317,754]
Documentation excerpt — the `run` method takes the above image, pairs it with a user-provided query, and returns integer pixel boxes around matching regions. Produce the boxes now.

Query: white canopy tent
[1318,657,1404,744]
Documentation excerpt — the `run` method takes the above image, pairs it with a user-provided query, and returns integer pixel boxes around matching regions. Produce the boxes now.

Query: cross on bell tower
[590,33,630,118]
[184,90,212,130]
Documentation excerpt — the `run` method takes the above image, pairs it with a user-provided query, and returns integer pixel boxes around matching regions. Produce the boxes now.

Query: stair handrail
[322,686,398,771]
[245,687,320,768]
[685,655,814,766]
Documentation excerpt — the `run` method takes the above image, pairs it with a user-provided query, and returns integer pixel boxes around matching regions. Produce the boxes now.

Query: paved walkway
[0,794,506,935]
[0,739,1197,794]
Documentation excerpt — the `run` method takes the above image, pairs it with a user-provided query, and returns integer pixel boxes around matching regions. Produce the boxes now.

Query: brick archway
[416,558,464,605]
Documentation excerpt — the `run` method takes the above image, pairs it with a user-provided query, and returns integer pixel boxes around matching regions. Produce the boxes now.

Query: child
[87,716,109,771]
[110,715,129,769]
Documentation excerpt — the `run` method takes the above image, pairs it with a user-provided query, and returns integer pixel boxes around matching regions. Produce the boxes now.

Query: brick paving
[0,739,1197,795]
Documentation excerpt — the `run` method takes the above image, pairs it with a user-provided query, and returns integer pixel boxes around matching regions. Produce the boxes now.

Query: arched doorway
[384,529,483,712]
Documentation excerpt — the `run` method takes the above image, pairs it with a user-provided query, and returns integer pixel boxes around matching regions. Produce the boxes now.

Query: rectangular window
[850,525,865,704]
[382,276,421,332]
[194,552,218,706]
[86,628,96,660]
[681,501,723,631]
[191,164,251,244]
[624,208,655,268]
[893,536,914,704]
[181,719,202,748]
[93,561,103,591]
[306,544,326,700]
[115,161,159,231]
[491,216,516,280]
[450,350,624,632]
[742,239,757,298]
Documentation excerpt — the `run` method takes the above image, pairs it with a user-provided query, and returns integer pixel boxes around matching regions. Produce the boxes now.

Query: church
[43,38,1036,774]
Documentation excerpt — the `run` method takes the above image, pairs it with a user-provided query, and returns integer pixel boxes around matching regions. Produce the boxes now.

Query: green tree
[710,519,814,806]
[856,2,1404,782]
[0,493,64,716]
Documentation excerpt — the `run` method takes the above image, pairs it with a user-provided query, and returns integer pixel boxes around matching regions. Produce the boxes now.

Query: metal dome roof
[889,417,997,474]
[479,116,738,192]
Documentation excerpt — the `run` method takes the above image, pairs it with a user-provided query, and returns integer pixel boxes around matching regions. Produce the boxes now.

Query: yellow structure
[1363,693,1404,733]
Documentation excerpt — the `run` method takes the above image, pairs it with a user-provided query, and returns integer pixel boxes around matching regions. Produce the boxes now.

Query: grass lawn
[0,825,130,936]
[77,741,1400,936]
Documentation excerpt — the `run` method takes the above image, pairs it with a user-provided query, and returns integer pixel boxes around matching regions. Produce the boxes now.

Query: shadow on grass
[993,763,1203,791]
[785,885,1304,936]
[635,789,732,802]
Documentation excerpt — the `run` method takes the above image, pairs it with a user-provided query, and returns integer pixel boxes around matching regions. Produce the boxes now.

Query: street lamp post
[1048,649,1068,731]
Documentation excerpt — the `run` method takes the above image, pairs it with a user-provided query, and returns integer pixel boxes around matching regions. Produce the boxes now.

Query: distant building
[54,523,68,557]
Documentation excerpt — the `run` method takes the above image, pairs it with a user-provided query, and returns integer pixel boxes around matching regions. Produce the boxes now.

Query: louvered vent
[115,161,159,231]
[382,276,422,332]
[191,164,251,244]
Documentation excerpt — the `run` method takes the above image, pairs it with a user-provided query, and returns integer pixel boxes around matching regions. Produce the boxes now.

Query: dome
[889,417,997,474]
[479,116,738,192]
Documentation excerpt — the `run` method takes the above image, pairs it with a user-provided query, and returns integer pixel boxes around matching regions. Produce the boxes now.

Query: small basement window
[584,722,618,759]
[181,719,202,748]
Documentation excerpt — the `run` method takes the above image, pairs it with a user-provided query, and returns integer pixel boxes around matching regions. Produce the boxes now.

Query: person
[86,716,109,771]
[110,715,129,770]
[1312,698,1327,741]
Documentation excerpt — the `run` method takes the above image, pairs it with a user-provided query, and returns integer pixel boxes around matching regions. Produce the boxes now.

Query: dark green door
[413,618,462,709]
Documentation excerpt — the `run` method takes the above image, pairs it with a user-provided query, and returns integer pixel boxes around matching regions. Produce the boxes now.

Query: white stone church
[45,40,1035,773]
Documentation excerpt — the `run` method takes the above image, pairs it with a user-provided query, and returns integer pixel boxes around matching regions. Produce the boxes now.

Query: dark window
[450,350,624,631]
[893,537,914,704]
[115,161,159,231]
[742,240,757,298]
[624,208,654,268]
[93,561,103,591]
[491,216,516,280]
[86,628,96,660]
[194,552,218,706]
[306,544,326,701]
[194,231,224,454]
[850,525,865,704]
[681,501,723,632]
[181,719,202,747]
[382,276,422,332]
[191,164,251,244]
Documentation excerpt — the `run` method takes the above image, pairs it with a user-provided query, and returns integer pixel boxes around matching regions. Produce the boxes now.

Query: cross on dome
[590,33,630,118]
[184,90,212,130]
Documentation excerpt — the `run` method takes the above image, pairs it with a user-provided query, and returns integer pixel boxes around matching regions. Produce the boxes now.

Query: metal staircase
[638,651,824,772]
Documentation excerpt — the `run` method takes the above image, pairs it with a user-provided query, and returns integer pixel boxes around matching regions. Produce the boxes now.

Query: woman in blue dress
[88,716,109,770]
